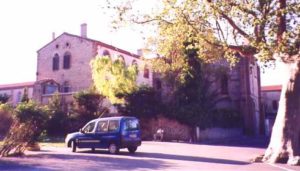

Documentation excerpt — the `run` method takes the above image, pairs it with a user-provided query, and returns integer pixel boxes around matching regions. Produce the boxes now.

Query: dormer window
[63,52,71,69]
[52,54,59,71]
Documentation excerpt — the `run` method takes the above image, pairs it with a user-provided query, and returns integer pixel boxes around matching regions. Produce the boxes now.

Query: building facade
[33,24,153,110]
[0,82,34,106]
[154,55,262,135]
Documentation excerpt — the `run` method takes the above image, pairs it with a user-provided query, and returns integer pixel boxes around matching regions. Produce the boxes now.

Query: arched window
[117,55,125,65]
[52,54,59,71]
[143,64,150,78]
[63,52,71,69]
[221,74,229,95]
[102,50,111,57]
[132,60,138,67]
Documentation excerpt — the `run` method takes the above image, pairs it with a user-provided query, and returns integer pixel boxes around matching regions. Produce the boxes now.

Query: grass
[39,142,65,148]
[38,136,65,148]
[0,137,65,148]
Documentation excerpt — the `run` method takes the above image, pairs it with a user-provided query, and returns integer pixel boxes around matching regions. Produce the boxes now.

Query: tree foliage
[91,56,138,104]
[117,86,164,119]
[0,103,13,135]
[69,89,108,131]
[46,93,68,136]
[105,0,299,165]
[21,87,29,103]
[0,101,49,157]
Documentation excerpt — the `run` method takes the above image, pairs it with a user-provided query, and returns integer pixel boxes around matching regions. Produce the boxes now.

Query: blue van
[65,116,141,154]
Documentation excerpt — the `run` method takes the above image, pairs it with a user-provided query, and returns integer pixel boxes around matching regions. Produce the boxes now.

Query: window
[108,120,119,132]
[102,50,111,57]
[220,74,229,95]
[123,118,140,131]
[43,83,58,94]
[62,81,70,93]
[63,52,71,69]
[52,54,59,71]
[97,120,108,133]
[83,122,96,133]
[132,60,138,70]
[117,55,125,65]
[17,91,22,103]
[272,100,278,111]
[143,65,149,78]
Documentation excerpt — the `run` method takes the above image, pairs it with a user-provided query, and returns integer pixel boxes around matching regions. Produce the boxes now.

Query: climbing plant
[91,56,138,104]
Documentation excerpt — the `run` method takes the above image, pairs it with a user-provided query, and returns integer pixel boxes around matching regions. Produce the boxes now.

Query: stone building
[153,55,262,136]
[0,82,34,106]
[33,23,262,136]
[33,24,153,111]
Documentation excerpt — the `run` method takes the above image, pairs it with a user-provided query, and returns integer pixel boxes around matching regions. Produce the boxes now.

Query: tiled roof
[261,85,282,92]
[0,81,35,90]
[38,32,140,59]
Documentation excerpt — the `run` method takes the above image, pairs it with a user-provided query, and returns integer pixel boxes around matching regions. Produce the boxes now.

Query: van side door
[95,120,120,148]
[77,121,99,148]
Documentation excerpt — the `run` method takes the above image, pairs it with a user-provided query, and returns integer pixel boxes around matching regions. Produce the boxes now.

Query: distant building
[0,82,34,106]
[33,24,152,111]
[154,55,262,135]
[261,85,282,135]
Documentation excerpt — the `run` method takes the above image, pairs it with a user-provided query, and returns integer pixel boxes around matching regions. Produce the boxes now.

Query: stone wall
[140,116,192,142]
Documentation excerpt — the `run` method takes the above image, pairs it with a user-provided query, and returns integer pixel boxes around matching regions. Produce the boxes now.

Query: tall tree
[105,0,300,165]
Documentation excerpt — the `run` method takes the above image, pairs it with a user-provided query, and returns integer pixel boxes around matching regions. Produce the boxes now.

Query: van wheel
[128,147,137,154]
[71,140,77,153]
[108,143,119,154]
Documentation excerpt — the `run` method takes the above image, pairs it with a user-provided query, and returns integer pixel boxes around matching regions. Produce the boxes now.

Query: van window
[124,119,140,131]
[83,121,96,133]
[108,120,119,132]
[97,120,108,133]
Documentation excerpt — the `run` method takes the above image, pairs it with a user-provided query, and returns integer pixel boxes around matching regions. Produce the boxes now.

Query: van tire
[108,143,119,154]
[71,140,77,153]
[128,147,137,154]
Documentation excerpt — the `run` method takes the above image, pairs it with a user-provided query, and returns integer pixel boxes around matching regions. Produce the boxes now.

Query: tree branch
[277,0,287,44]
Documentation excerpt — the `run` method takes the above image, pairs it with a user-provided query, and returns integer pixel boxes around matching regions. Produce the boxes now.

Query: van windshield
[123,118,140,131]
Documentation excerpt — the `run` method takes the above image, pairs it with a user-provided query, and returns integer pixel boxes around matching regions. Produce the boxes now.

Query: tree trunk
[263,61,300,165]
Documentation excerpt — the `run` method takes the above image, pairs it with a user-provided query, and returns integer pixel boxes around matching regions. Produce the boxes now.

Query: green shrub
[0,104,13,136]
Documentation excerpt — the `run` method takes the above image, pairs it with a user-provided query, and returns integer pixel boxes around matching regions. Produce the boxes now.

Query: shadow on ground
[198,136,269,148]
[0,152,171,171]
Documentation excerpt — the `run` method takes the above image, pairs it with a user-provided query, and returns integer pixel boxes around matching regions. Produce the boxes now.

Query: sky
[0,0,283,86]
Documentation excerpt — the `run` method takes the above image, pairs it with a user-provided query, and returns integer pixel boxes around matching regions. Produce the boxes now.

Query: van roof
[91,116,137,122]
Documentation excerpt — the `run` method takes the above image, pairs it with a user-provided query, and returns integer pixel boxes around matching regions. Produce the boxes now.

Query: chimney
[52,32,56,40]
[81,23,87,38]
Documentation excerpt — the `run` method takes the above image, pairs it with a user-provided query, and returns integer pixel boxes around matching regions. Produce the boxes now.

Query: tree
[46,93,68,136]
[70,89,108,130]
[21,87,29,103]
[0,101,49,157]
[91,56,138,104]
[117,86,164,119]
[105,0,300,165]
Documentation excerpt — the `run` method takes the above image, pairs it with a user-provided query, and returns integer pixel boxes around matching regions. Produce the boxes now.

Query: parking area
[0,141,298,171]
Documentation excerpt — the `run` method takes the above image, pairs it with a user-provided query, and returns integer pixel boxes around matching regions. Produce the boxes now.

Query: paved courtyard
[0,140,299,171]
